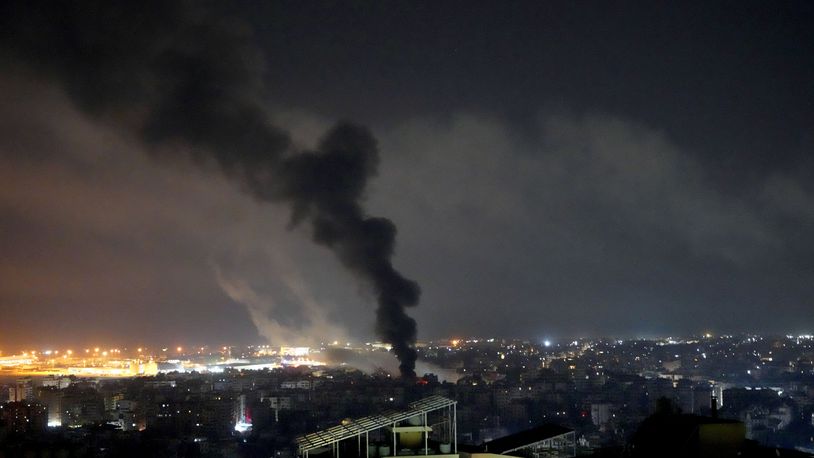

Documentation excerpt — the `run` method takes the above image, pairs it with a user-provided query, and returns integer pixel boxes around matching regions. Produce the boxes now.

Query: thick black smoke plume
[1,1,419,376]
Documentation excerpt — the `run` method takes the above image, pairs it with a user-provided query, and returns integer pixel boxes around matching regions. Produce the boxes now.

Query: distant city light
[234,421,251,433]
[280,347,310,357]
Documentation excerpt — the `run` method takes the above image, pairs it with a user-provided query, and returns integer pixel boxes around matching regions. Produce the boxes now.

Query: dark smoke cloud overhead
[1,1,419,376]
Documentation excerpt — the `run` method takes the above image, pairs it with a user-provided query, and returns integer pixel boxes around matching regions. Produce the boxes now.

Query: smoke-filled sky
[1,1,812,350]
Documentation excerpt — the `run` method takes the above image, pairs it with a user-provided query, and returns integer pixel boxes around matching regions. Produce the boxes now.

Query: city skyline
[3,332,812,378]
[2,328,812,454]
[1,1,813,350]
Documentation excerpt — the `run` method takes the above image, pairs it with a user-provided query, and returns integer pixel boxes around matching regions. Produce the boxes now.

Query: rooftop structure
[297,395,458,458]
[480,424,575,458]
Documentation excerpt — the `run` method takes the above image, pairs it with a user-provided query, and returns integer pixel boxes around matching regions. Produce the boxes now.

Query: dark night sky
[0,1,812,350]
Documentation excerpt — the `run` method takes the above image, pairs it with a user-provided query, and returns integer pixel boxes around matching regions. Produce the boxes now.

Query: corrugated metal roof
[482,424,573,454]
[296,395,456,452]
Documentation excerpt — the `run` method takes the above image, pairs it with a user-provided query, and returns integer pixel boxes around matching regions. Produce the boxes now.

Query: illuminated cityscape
[0,345,333,379]
[1,335,813,455]
[2,0,813,457]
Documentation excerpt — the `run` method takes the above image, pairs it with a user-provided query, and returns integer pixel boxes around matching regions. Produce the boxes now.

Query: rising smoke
[1,1,419,376]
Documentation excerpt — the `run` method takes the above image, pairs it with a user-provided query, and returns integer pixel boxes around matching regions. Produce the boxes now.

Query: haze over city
[1,1,812,363]
[2,2,814,457]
